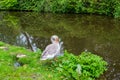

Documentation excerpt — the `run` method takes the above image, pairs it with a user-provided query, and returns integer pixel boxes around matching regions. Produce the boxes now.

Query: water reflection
[0,11,120,80]
[16,32,37,52]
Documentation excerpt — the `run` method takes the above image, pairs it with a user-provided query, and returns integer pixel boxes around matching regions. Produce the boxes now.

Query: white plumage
[40,35,63,60]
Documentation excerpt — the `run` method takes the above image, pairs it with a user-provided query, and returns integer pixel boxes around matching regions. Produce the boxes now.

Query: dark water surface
[0,11,120,80]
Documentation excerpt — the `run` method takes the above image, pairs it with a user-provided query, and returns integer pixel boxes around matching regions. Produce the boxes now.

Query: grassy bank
[0,0,120,18]
[0,41,107,80]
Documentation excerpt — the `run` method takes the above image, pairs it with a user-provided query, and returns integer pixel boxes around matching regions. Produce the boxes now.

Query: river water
[0,11,120,80]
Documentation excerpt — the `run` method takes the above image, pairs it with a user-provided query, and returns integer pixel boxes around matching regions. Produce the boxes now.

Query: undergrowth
[50,51,107,80]
[0,0,120,18]
[0,41,107,80]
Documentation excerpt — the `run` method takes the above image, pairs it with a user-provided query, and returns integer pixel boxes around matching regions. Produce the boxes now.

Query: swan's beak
[56,38,59,42]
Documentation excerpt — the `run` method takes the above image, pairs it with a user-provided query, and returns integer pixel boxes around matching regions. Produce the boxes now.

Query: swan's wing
[59,41,63,48]
[56,41,64,56]
[41,44,59,57]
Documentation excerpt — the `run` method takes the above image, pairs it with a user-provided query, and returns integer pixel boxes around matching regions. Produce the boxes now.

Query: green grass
[0,41,107,80]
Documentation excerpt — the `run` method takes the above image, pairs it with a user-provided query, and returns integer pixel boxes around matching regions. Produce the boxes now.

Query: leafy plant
[0,0,17,9]
[0,0,120,18]
[0,41,108,80]
[51,51,108,80]
[113,1,120,18]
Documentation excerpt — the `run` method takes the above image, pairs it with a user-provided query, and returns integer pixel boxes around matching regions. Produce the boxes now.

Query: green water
[0,11,120,79]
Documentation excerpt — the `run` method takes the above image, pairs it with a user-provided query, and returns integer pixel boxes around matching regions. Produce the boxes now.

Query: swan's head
[51,35,59,43]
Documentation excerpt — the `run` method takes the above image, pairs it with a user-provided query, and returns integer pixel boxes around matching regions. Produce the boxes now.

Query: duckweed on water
[0,41,107,80]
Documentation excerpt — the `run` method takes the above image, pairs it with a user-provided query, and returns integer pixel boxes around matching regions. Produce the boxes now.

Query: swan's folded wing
[41,44,58,57]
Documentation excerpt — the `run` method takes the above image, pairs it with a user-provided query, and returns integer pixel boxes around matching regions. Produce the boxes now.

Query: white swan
[40,35,63,60]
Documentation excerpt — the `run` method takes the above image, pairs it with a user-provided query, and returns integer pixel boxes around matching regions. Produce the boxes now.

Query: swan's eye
[52,38,55,41]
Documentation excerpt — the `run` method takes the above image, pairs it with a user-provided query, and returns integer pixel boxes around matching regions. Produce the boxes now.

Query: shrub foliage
[51,51,107,80]
[0,0,120,18]
[0,41,107,80]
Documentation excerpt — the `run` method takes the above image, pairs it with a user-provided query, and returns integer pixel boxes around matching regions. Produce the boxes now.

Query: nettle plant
[51,51,108,80]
